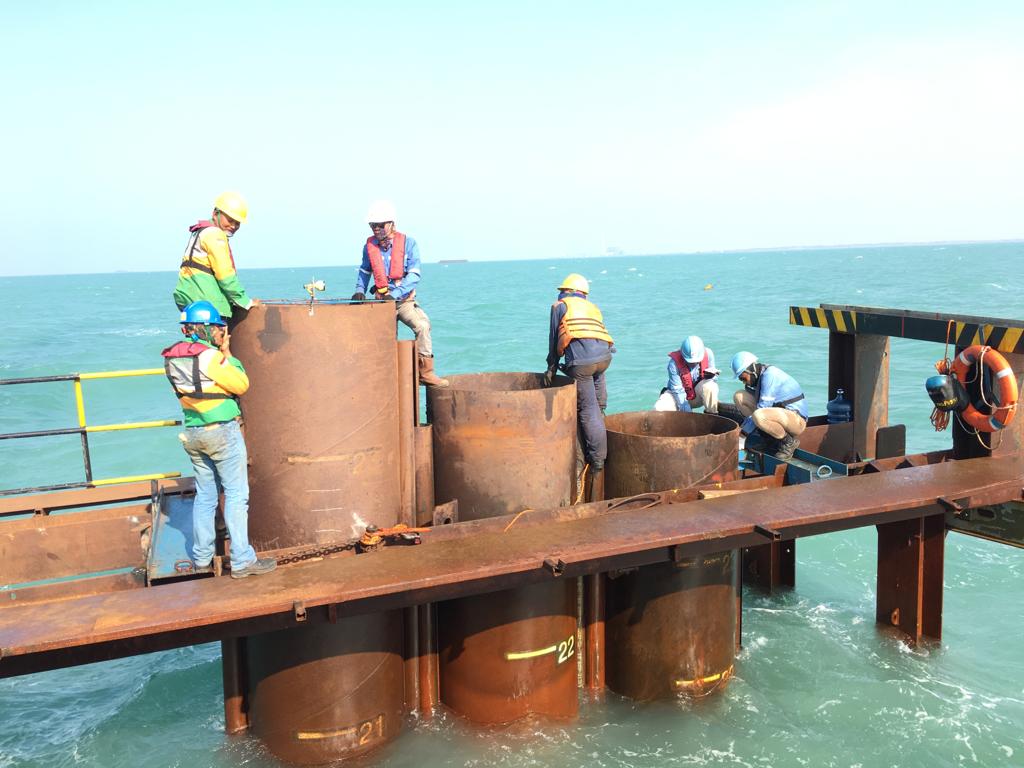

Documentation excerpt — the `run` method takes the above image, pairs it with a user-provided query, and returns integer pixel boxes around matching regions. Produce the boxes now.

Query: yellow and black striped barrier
[789,305,1024,356]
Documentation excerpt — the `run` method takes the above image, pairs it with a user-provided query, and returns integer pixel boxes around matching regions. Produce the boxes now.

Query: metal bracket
[293,600,307,622]
[433,499,458,527]
[754,524,782,541]
[937,496,969,520]
[543,557,566,577]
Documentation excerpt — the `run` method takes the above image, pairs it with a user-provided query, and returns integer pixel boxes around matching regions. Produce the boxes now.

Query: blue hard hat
[180,300,225,326]
[681,335,705,363]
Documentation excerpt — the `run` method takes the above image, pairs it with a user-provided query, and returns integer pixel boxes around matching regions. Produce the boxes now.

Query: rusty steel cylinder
[427,373,579,723]
[604,411,740,701]
[230,302,402,551]
[604,410,739,497]
[229,302,406,763]
[427,373,576,519]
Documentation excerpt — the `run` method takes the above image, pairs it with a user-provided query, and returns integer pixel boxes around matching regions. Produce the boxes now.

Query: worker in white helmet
[664,335,720,413]
[351,200,448,387]
[730,351,807,460]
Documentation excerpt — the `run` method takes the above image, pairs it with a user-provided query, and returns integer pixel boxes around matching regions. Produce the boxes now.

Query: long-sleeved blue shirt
[546,292,614,369]
[740,364,808,434]
[667,349,718,411]
[354,234,422,301]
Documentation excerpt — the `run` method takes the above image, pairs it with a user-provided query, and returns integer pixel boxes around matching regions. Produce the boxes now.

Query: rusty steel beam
[583,573,605,693]
[0,477,192,518]
[221,637,249,733]
[414,426,435,527]
[0,456,1020,679]
[1,504,150,585]
[418,602,438,719]
[403,605,419,714]
[398,340,416,528]
[876,514,946,643]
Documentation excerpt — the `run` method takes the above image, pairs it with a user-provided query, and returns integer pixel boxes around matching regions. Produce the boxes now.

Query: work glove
[350,292,366,301]
[543,365,558,387]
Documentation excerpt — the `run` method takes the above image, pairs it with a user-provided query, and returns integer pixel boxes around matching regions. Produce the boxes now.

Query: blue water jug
[827,388,852,423]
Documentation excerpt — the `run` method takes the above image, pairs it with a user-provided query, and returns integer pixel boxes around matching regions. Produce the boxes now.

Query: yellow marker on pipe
[505,645,558,661]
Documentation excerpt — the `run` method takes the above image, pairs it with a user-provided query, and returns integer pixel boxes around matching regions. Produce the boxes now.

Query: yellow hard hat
[558,273,589,294]
[213,191,248,224]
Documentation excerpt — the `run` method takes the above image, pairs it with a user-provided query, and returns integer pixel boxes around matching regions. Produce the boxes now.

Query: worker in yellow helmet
[544,273,615,474]
[173,191,259,330]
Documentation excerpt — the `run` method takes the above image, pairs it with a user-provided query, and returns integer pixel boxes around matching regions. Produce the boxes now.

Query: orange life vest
[365,232,407,293]
[556,296,614,355]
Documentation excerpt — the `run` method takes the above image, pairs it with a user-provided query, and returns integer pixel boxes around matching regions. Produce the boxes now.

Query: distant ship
[438,259,468,264]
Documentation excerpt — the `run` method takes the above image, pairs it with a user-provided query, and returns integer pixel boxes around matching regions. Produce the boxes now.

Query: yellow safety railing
[0,368,182,495]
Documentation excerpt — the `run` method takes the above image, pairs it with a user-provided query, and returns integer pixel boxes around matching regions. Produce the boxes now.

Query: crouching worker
[667,335,720,413]
[162,300,276,579]
[731,351,807,460]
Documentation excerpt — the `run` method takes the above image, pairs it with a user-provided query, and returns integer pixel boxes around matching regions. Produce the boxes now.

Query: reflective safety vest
[365,232,407,293]
[556,296,614,355]
[668,349,710,401]
[162,341,235,402]
[181,221,235,277]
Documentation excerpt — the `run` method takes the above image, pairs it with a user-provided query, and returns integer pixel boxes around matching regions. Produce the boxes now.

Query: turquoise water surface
[1,243,1023,767]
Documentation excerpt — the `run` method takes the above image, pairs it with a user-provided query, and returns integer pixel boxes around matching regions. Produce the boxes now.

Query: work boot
[772,434,800,461]
[418,354,449,388]
[230,557,278,579]
[743,430,770,453]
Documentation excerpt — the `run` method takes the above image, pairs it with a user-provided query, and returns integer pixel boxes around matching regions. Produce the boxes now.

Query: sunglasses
[369,221,393,229]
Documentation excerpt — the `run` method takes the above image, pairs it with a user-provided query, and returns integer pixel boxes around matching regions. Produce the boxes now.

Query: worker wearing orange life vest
[350,200,448,387]
[545,273,615,472]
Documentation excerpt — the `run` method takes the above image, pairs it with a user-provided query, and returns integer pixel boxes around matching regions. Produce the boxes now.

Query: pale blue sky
[2,1,1022,275]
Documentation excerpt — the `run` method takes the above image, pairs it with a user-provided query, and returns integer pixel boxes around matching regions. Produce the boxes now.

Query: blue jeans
[181,420,257,570]
[568,358,611,467]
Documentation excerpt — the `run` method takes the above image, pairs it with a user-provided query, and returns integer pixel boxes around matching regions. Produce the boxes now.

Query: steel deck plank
[0,457,1021,673]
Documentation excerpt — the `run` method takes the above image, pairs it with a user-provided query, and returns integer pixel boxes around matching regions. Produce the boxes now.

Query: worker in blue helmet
[161,300,276,579]
[660,335,720,413]
[730,351,807,460]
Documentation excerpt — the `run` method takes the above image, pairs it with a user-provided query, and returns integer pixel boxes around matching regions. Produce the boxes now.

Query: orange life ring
[950,345,1018,432]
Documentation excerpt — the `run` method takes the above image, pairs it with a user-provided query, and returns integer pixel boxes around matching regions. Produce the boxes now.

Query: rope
[502,508,533,533]
[930,320,957,432]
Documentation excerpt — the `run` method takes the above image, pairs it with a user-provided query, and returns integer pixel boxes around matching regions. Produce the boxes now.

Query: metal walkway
[1,455,1021,678]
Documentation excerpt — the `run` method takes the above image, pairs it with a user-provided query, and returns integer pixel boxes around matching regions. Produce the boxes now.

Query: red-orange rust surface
[1,457,1021,677]
[605,411,739,497]
[230,302,401,551]
[230,302,405,763]
[603,410,740,701]
[438,580,579,722]
[427,372,576,519]
[428,371,579,723]
[246,613,405,764]
[606,552,738,700]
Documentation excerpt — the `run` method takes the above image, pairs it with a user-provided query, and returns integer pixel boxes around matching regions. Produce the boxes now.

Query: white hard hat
[366,199,397,223]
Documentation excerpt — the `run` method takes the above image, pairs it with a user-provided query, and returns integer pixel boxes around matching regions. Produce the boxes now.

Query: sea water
[1,243,1022,767]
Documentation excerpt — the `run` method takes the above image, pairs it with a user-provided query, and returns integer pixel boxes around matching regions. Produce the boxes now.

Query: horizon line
[2,237,1021,279]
